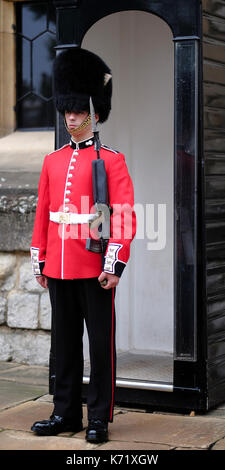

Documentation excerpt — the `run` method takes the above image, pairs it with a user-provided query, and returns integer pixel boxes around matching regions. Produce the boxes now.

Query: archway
[82,10,174,386]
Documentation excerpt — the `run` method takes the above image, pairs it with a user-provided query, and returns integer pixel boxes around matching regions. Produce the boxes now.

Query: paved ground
[1,360,225,451]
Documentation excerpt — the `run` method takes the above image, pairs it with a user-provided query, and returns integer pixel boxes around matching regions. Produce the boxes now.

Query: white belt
[49,211,99,225]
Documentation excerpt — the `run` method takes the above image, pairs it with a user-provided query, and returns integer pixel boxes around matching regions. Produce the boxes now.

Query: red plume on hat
[53,47,112,123]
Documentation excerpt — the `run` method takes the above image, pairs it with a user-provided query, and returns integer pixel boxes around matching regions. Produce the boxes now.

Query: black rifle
[85,98,110,268]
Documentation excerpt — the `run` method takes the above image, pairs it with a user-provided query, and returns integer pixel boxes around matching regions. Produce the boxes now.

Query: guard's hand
[98,272,119,290]
[36,275,48,289]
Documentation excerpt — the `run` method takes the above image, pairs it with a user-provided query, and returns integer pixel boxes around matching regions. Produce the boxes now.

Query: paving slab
[0,400,89,434]
[0,401,53,432]
[1,361,225,452]
[0,430,98,450]
[0,380,47,411]
[106,411,225,449]
[36,394,53,403]
[211,437,225,450]
[97,440,172,450]
[175,447,208,450]
[0,364,48,386]
[0,362,22,372]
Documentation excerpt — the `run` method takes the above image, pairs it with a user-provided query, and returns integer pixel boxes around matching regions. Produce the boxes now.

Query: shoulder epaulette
[47,143,70,156]
[101,144,119,154]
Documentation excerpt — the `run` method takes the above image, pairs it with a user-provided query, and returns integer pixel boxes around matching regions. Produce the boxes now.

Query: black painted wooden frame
[51,0,207,411]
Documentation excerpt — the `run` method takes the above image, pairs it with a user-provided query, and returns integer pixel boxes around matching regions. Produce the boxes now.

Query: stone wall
[0,164,53,367]
[0,252,51,365]
[0,0,55,368]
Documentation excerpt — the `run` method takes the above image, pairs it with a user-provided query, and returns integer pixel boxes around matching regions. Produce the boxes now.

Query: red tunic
[30,138,136,279]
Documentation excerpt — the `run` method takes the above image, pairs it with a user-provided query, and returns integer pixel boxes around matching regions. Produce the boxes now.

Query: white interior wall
[82,11,174,360]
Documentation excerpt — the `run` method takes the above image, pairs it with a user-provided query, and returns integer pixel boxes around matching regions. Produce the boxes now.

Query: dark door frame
[52,0,207,411]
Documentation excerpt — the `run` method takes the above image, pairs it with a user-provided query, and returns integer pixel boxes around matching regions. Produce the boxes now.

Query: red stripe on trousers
[110,288,115,422]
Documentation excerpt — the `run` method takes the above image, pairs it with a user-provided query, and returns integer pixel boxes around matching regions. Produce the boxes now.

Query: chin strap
[64,113,92,137]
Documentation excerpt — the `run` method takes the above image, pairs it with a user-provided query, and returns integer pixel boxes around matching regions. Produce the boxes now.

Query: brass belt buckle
[59,212,70,224]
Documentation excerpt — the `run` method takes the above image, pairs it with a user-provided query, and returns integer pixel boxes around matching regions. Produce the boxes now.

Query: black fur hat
[53,48,112,123]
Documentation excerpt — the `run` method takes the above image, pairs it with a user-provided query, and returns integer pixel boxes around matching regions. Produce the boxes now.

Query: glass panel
[48,3,56,33]
[174,39,198,361]
[17,37,31,97]
[17,94,53,128]
[16,2,56,129]
[33,32,56,98]
[21,3,47,39]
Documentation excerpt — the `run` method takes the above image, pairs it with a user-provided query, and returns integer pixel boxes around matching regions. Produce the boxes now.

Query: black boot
[31,414,83,436]
[86,418,108,443]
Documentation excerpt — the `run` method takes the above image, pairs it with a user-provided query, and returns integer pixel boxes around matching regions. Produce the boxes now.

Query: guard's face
[65,111,89,131]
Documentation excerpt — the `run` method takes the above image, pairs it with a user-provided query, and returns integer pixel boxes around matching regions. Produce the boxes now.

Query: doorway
[82,11,174,387]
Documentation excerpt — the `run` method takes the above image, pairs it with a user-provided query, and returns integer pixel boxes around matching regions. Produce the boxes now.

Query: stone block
[7,292,39,329]
[18,258,43,293]
[14,330,50,366]
[0,327,12,361]
[0,271,16,291]
[40,291,51,330]
[0,253,16,279]
[0,295,6,324]
[0,327,50,365]
[0,189,36,252]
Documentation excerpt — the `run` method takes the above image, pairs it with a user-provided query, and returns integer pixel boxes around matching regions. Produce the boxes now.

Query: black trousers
[47,277,116,423]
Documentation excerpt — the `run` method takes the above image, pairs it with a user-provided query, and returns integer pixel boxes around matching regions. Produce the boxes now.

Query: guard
[30,48,136,443]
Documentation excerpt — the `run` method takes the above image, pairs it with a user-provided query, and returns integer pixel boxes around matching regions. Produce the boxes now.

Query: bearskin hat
[53,47,112,123]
